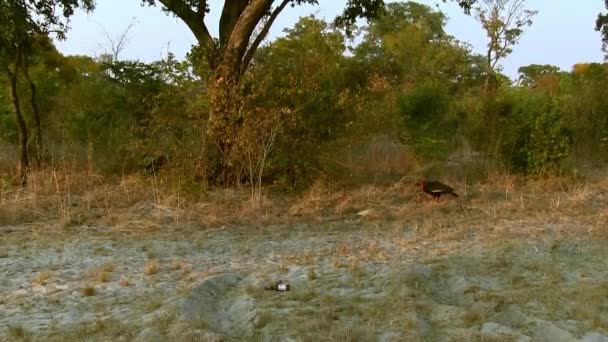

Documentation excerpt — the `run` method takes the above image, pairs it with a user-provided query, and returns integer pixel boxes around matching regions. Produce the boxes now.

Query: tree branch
[219,0,249,47]
[158,0,213,47]
[241,0,290,76]
[197,0,207,15]
[219,0,274,78]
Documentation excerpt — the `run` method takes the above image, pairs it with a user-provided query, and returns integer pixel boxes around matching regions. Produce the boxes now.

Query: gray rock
[182,272,257,337]
[430,304,464,324]
[411,264,433,280]
[448,275,470,294]
[445,275,475,306]
[581,332,608,342]
[479,276,505,291]
[481,322,530,341]
[378,331,403,342]
[493,304,532,328]
[280,338,299,342]
[481,322,509,334]
[280,266,309,289]
[533,320,576,342]
[135,327,164,342]
[182,272,243,320]
[561,320,579,332]
[416,315,432,336]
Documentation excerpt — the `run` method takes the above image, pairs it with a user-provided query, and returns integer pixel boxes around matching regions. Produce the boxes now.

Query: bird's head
[415,178,427,189]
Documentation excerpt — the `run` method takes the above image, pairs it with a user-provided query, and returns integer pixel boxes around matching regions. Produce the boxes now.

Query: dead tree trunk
[21,59,42,167]
[6,62,29,186]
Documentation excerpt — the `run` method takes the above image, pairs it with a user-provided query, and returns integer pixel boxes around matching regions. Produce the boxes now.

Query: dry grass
[1,161,607,248]
[97,271,111,283]
[99,262,115,272]
[33,271,53,286]
[463,309,484,328]
[172,259,186,271]
[4,159,608,342]
[143,295,165,312]
[145,260,160,275]
[7,325,30,341]
[87,262,115,283]
[0,164,195,233]
[2,175,608,340]
[172,259,193,275]
[119,277,131,287]
[82,284,96,297]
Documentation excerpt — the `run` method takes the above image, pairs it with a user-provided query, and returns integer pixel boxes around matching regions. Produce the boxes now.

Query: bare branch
[97,18,137,62]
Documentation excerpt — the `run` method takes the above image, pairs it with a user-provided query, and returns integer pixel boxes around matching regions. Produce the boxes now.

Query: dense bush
[1,2,607,188]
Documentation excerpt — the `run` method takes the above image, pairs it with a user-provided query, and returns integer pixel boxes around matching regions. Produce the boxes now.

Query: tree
[517,64,561,88]
[248,16,351,188]
[475,0,537,71]
[0,0,95,185]
[142,0,477,185]
[97,18,137,63]
[597,0,608,57]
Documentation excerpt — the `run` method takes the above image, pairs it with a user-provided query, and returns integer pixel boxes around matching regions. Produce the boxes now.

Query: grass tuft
[145,260,160,275]
[82,284,96,297]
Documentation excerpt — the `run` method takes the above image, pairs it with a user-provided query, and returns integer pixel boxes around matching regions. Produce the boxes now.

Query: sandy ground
[1,211,607,341]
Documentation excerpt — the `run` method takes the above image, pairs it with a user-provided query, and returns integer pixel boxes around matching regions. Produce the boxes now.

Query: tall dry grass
[1,151,606,243]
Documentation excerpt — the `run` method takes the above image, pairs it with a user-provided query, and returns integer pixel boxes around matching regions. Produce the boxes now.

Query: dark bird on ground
[416,179,459,201]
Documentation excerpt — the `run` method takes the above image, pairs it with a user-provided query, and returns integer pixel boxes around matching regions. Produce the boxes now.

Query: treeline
[1,2,607,190]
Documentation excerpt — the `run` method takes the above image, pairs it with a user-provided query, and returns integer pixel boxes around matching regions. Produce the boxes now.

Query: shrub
[526,97,572,173]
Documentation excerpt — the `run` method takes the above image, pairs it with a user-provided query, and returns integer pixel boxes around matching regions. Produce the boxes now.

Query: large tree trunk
[154,0,293,185]
[154,0,288,185]
[205,0,275,185]
[207,65,243,185]
[6,65,29,186]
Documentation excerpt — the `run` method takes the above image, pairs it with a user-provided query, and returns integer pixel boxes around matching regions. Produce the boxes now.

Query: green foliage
[475,0,537,70]
[517,64,562,87]
[335,0,476,36]
[0,48,205,175]
[3,1,608,190]
[525,98,572,173]
[0,0,95,67]
[474,89,573,174]
[349,2,483,161]
[563,63,608,162]
[398,81,454,159]
[596,1,608,56]
[0,104,16,142]
[246,15,352,189]
[371,2,448,40]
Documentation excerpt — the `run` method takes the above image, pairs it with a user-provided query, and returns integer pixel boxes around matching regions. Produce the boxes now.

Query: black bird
[416,179,459,201]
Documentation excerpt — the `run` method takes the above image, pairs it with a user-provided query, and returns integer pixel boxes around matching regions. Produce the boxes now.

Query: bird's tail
[449,191,459,198]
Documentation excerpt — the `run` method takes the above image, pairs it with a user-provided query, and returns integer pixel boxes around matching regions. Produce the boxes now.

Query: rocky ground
[1,214,607,341]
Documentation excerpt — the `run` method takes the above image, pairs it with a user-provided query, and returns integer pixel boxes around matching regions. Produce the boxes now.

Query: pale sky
[54,1,606,79]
